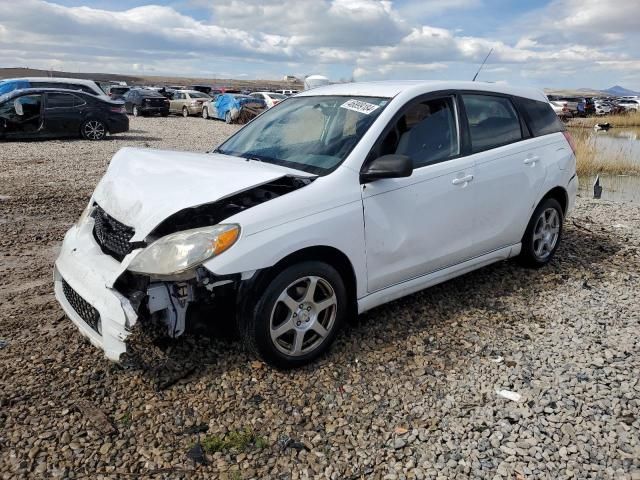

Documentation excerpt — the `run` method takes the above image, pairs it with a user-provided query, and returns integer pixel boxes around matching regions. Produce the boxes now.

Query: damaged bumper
[54,222,137,361]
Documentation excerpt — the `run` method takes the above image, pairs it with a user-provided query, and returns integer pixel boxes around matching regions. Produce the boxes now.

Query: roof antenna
[472,48,493,82]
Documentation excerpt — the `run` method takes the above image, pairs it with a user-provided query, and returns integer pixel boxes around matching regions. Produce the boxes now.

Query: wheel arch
[539,186,568,215]
[247,245,358,315]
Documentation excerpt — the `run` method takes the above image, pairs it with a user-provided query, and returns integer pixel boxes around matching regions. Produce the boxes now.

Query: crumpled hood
[93,147,306,241]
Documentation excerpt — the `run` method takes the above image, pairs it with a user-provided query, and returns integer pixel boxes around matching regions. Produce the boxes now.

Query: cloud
[0,0,638,90]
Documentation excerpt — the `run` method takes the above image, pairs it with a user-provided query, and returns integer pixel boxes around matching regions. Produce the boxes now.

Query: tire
[182,106,189,118]
[161,111,169,117]
[202,107,208,119]
[518,197,563,268]
[81,119,107,141]
[239,261,347,368]
[224,111,232,124]
[132,105,139,117]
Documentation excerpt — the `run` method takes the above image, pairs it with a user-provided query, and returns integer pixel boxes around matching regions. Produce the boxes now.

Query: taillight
[110,106,125,113]
[563,131,577,155]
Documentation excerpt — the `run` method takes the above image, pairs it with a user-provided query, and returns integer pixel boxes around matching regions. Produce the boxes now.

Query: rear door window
[46,93,75,109]
[515,97,564,136]
[462,94,522,153]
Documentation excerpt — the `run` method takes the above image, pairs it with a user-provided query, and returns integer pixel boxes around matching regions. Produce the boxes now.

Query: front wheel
[81,119,107,141]
[132,105,140,117]
[202,107,209,119]
[518,198,563,268]
[182,106,189,118]
[239,261,347,368]
[224,111,232,124]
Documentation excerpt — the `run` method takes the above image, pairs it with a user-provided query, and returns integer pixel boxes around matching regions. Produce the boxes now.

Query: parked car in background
[275,89,299,96]
[169,90,211,117]
[250,91,288,108]
[549,100,572,120]
[53,80,577,368]
[108,86,130,101]
[0,77,108,97]
[594,100,612,115]
[192,85,213,95]
[123,89,170,117]
[618,99,640,112]
[0,88,128,141]
[202,93,266,123]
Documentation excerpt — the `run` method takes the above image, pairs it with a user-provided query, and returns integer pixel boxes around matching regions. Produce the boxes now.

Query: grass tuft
[199,428,268,454]
[568,112,640,128]
[570,127,640,176]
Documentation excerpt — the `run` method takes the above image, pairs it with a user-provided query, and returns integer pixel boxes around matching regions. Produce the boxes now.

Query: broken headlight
[127,224,240,276]
[77,202,94,226]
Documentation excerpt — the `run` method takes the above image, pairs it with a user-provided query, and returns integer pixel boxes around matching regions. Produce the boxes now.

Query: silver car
[169,90,211,117]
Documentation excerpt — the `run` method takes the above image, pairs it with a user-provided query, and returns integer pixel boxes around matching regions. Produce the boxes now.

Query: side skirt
[357,244,521,314]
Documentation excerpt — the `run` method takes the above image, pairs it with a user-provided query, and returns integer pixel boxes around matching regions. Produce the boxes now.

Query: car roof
[177,89,204,94]
[1,87,115,102]
[4,77,99,86]
[296,80,547,102]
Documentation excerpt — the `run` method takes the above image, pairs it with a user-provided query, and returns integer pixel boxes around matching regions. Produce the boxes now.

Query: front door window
[0,94,43,134]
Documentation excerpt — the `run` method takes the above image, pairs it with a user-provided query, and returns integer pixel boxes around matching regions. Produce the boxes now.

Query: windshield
[215,96,389,175]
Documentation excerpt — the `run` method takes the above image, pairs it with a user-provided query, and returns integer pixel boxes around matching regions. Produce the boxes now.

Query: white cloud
[0,0,638,89]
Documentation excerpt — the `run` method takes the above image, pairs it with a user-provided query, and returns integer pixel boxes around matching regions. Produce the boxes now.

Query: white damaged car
[54,81,578,368]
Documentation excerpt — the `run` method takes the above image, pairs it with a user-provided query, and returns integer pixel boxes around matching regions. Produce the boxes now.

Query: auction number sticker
[340,99,380,115]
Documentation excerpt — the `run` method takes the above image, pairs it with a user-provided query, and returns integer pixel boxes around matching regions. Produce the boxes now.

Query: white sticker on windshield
[340,99,380,115]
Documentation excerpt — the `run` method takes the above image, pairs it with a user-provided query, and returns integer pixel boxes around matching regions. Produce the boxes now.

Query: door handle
[452,174,474,185]
[524,156,539,165]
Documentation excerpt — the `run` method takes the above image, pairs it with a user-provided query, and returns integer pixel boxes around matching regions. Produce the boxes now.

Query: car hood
[92,147,310,241]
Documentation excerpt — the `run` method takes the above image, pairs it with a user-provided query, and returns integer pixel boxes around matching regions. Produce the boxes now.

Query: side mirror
[360,154,413,183]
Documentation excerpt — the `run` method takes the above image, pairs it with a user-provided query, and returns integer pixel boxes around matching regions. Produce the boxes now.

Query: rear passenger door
[44,92,83,136]
[461,93,547,254]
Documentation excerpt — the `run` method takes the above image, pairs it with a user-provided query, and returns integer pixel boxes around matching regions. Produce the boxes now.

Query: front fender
[201,199,368,298]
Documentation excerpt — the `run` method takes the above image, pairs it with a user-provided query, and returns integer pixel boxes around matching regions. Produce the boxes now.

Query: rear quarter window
[516,97,565,136]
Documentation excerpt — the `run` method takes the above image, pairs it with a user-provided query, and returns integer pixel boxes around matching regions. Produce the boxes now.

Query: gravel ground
[1,117,639,480]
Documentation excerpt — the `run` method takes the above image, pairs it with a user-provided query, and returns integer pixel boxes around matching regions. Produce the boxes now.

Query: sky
[1,0,639,90]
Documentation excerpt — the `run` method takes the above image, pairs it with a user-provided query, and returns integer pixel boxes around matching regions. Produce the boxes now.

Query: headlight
[77,203,93,226]
[127,224,240,276]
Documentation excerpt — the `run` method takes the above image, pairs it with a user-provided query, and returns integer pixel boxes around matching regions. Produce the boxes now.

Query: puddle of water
[569,126,640,166]
[579,174,640,204]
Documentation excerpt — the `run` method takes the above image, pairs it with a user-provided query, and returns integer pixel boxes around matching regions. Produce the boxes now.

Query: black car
[0,88,129,141]
[123,89,170,116]
[108,86,130,101]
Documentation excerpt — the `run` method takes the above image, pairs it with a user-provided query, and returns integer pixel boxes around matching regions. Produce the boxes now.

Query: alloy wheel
[83,120,106,140]
[202,107,208,119]
[132,106,139,117]
[269,276,337,357]
[532,207,560,260]
[182,107,189,117]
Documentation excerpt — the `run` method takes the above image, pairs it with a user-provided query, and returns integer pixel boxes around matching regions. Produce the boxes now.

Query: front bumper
[53,220,137,361]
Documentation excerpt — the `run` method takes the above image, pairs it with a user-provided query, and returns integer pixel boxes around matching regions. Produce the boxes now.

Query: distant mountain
[603,85,640,96]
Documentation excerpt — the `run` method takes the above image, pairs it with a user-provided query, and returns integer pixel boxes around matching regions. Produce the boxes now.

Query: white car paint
[250,91,287,108]
[54,80,577,361]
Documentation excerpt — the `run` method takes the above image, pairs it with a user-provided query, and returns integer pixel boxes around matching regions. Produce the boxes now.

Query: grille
[93,205,135,261]
[62,279,101,333]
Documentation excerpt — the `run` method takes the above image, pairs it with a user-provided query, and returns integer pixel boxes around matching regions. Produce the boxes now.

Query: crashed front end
[53,147,313,361]
[55,200,246,361]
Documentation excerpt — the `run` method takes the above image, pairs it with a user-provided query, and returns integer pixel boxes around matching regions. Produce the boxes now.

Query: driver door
[0,93,43,137]
[361,94,476,292]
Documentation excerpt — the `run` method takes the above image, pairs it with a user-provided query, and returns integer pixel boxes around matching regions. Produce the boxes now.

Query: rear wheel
[132,105,139,117]
[239,261,346,368]
[518,198,563,268]
[182,106,189,118]
[202,107,209,119]
[81,119,106,141]
[225,111,232,124]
